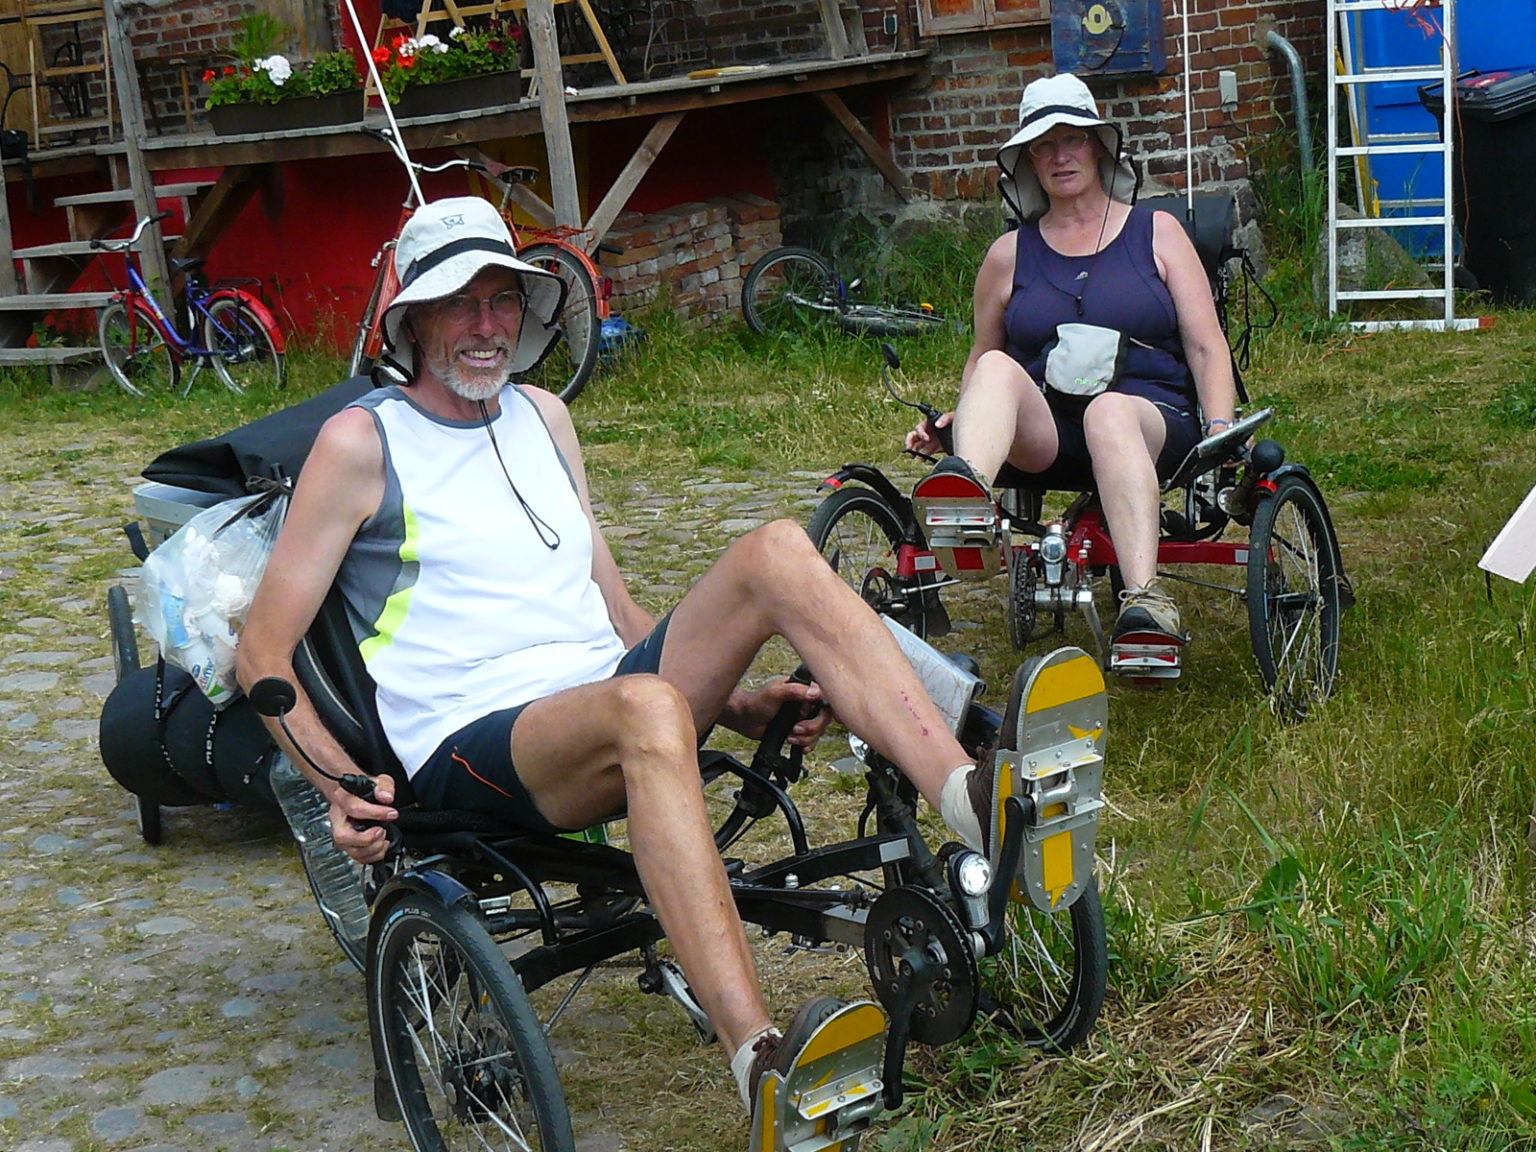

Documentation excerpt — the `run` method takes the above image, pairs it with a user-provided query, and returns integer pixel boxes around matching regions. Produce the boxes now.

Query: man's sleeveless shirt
[336,385,627,775]
[1002,204,1193,413]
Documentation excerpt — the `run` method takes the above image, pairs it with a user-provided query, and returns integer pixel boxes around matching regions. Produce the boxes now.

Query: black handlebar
[750,665,816,787]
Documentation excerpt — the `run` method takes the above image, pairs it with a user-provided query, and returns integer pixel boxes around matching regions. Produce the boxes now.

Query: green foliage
[1488,373,1536,428]
[204,14,362,108]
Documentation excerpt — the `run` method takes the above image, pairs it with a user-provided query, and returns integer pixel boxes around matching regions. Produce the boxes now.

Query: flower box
[392,69,522,119]
[207,88,359,136]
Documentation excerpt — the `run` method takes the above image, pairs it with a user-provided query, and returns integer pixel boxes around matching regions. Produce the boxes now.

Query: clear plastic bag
[135,490,286,708]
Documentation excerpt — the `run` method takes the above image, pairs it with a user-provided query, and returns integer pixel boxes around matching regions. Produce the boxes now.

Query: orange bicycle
[349,141,610,403]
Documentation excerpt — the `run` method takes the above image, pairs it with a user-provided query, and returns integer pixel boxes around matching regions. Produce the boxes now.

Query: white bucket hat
[996,73,1139,221]
[380,196,566,380]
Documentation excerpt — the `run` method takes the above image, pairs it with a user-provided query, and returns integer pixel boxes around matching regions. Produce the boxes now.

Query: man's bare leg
[656,520,976,811]
[511,675,772,1056]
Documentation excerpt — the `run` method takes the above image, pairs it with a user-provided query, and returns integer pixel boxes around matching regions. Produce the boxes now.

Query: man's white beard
[422,341,513,402]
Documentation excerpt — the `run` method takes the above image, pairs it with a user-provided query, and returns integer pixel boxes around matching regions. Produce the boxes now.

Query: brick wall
[598,194,783,327]
[647,1,1323,244]
[886,0,1324,216]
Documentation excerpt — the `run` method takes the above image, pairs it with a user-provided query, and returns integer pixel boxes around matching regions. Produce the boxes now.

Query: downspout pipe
[1268,30,1314,172]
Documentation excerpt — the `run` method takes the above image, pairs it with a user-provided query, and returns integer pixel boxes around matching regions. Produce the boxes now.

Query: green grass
[8,252,1536,1150]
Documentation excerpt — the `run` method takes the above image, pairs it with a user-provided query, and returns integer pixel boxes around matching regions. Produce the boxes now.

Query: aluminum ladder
[1327,0,1483,331]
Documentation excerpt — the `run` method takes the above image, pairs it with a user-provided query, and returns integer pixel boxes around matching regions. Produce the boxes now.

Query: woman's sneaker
[911,456,1000,580]
[1110,578,1187,681]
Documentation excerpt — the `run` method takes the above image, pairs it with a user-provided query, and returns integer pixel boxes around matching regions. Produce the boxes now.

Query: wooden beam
[172,165,271,263]
[583,112,683,246]
[815,90,911,203]
[0,150,18,296]
[526,0,581,227]
[103,0,170,292]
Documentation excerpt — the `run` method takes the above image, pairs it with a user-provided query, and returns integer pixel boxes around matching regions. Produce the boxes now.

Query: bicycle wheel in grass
[516,242,598,404]
[742,247,838,335]
[1247,474,1342,718]
[372,892,575,1151]
[807,485,928,638]
[204,298,285,393]
[982,878,1107,1052]
[100,301,180,397]
[837,303,946,338]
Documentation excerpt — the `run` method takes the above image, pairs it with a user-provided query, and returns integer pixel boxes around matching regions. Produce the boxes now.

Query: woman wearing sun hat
[907,72,1237,649]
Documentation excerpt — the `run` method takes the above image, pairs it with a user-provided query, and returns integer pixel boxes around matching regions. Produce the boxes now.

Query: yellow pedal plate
[1000,647,1107,912]
[750,1002,887,1152]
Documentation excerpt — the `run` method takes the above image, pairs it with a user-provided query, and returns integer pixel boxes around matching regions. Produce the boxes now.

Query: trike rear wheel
[373,892,575,1152]
[984,878,1107,1052]
[1246,475,1341,718]
[807,486,928,639]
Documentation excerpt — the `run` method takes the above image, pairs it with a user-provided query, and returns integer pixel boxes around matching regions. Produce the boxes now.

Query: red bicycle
[349,146,610,403]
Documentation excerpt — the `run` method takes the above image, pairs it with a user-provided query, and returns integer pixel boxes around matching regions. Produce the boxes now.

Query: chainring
[1007,546,1038,651]
[863,886,979,1046]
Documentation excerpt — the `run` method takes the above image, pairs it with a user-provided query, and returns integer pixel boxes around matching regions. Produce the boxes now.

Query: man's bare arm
[237,408,397,861]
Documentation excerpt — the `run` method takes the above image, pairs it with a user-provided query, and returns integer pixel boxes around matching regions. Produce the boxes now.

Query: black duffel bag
[99,659,278,810]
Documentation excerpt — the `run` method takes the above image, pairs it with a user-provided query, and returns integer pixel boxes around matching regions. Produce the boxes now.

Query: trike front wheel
[99,301,180,397]
[985,878,1107,1051]
[1246,475,1341,718]
[807,485,928,639]
[372,892,575,1151]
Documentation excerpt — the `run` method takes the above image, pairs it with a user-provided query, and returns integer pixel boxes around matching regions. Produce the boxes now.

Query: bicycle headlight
[1040,528,1068,565]
[953,851,992,898]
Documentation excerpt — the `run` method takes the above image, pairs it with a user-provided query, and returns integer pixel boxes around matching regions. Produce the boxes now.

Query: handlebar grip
[751,666,815,785]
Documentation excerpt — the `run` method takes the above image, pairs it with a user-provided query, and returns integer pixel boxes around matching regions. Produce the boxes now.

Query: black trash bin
[1421,69,1536,303]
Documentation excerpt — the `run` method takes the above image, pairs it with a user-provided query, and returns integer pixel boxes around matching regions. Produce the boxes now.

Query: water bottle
[270,755,370,947]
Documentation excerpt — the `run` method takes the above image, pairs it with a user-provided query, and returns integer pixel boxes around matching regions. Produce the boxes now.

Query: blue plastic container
[1351,0,1536,256]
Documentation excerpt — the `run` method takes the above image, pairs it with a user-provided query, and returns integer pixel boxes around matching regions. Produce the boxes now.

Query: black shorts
[409,614,672,833]
[995,400,1201,492]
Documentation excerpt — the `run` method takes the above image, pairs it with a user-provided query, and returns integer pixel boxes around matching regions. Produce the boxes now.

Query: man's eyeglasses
[1026,130,1093,160]
[436,288,527,323]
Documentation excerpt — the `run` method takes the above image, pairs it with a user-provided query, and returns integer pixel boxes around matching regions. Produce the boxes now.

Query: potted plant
[204,14,364,136]
[371,19,525,119]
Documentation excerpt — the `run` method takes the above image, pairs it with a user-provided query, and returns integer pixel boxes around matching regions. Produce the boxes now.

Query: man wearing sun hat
[908,72,1238,656]
[238,195,1013,1131]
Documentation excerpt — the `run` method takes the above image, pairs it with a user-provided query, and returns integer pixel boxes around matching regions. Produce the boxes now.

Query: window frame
[915,0,1050,37]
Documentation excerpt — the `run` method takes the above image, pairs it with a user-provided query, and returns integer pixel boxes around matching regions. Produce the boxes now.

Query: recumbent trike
[104,397,1114,1152]
[809,348,1352,719]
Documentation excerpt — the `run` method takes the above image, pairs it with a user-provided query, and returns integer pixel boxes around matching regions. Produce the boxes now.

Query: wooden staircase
[0,177,211,384]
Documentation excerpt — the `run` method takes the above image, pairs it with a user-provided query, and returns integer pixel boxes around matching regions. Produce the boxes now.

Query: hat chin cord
[477,398,562,551]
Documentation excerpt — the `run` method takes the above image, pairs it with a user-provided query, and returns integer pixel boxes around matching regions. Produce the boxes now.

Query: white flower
[255,54,292,85]
[450,25,466,39]
[432,40,449,53]
[418,33,443,49]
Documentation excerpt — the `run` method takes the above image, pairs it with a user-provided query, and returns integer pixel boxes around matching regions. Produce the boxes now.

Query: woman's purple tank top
[1002,204,1193,413]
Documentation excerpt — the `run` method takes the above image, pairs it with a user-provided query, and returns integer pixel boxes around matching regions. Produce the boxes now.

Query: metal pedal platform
[911,488,1000,581]
[749,1001,888,1152]
[998,647,1107,912]
[1109,630,1186,683]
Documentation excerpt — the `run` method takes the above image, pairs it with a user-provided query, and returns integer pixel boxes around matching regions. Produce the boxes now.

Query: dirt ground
[0,407,917,1152]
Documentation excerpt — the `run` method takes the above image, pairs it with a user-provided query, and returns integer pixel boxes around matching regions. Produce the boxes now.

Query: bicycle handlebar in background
[89,210,174,253]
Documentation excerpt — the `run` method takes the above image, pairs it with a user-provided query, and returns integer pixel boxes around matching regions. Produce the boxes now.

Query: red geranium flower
[203,69,216,82]
[372,44,391,64]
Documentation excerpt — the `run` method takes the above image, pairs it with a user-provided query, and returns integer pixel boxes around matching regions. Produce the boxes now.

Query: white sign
[1479,483,1536,584]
